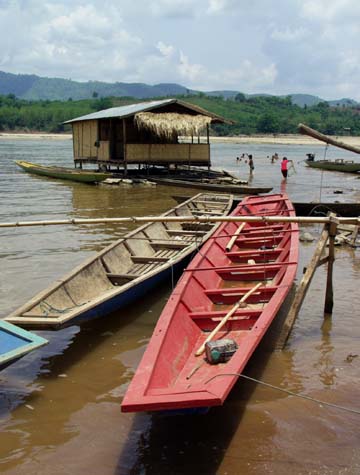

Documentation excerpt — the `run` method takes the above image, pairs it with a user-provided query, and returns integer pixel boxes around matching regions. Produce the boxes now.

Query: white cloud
[178,51,206,82]
[149,0,197,18]
[1,0,360,99]
[270,27,307,42]
[157,41,175,58]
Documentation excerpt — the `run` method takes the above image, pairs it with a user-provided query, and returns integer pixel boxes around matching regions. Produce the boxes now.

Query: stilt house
[65,99,228,171]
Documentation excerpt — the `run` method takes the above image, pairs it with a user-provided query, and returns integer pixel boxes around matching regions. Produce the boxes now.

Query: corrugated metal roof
[65,99,175,124]
[64,98,228,124]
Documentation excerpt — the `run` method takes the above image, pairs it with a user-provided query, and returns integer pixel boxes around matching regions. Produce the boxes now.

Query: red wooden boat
[121,194,299,413]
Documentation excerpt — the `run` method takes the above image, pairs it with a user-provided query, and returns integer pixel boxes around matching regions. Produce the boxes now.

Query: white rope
[204,373,360,416]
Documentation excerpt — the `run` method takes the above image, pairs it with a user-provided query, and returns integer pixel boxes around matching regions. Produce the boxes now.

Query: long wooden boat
[0,321,48,371]
[305,158,360,173]
[4,193,233,329]
[141,176,272,194]
[121,193,298,413]
[16,160,111,183]
[173,195,360,217]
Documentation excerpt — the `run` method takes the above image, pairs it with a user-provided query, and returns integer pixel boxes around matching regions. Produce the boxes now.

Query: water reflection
[314,317,336,387]
[1,138,360,474]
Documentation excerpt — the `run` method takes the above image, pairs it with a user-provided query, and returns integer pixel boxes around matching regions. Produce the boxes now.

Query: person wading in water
[281,156,293,180]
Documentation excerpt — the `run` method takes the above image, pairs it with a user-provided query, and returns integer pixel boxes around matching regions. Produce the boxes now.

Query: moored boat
[4,193,233,329]
[0,321,48,371]
[121,193,298,413]
[305,157,360,173]
[141,175,272,194]
[16,160,111,183]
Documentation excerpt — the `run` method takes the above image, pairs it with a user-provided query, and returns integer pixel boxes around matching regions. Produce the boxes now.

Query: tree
[234,93,246,102]
[256,113,280,133]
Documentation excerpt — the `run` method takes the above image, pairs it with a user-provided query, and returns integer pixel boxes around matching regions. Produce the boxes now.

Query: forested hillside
[0,93,360,135]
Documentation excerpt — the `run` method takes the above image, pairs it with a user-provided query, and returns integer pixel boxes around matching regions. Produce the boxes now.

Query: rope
[39,299,85,316]
[204,372,360,416]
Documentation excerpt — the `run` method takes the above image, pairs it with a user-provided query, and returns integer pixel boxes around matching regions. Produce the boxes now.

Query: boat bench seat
[106,273,139,284]
[151,241,189,249]
[131,256,168,263]
[205,285,277,304]
[189,309,262,320]
[167,230,207,236]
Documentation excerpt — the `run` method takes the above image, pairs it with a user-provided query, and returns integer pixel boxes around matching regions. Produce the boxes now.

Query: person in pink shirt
[281,156,293,179]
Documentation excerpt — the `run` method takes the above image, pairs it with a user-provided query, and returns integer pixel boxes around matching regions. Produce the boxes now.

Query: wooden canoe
[141,176,273,194]
[305,158,360,173]
[16,160,111,183]
[121,193,298,413]
[4,193,233,329]
[0,321,48,371]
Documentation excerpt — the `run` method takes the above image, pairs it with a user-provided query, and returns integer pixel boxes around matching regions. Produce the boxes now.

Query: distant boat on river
[305,154,360,173]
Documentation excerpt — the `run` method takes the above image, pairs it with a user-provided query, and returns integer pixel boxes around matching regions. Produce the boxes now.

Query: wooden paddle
[225,223,246,251]
[195,282,262,357]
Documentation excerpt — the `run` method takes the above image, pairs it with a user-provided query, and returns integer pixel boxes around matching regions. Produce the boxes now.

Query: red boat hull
[122,194,299,413]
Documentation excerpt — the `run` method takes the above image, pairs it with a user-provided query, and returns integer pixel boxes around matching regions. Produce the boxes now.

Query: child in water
[281,156,293,179]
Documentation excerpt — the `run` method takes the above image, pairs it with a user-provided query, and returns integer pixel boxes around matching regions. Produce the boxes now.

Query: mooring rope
[204,372,360,416]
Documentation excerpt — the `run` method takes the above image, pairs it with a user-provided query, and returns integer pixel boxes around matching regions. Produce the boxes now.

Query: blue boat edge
[0,320,48,370]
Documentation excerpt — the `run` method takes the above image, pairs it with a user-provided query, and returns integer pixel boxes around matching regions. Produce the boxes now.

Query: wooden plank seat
[106,273,139,284]
[189,308,262,320]
[190,210,224,215]
[131,256,169,263]
[167,230,208,236]
[226,248,284,262]
[205,285,278,304]
[151,241,189,250]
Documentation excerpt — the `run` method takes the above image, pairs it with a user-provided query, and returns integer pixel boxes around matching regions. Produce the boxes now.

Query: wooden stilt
[324,214,338,314]
[278,224,329,349]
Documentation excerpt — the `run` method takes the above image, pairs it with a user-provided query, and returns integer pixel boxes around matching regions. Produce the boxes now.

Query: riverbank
[0,132,72,140]
[2,132,360,146]
[209,134,360,146]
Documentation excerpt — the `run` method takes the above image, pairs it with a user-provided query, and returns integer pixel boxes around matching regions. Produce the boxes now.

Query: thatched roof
[135,112,212,138]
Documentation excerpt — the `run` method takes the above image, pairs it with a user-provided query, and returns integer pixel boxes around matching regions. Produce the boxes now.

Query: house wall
[72,120,99,159]
[126,143,210,164]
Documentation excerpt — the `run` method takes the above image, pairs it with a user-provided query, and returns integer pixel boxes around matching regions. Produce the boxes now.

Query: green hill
[0,71,358,108]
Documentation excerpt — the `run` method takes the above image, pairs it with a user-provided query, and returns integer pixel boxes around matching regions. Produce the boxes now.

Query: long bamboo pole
[298,123,360,155]
[0,216,359,228]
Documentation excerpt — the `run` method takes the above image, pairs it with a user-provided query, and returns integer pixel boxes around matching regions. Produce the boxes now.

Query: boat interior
[6,194,232,327]
[144,195,298,393]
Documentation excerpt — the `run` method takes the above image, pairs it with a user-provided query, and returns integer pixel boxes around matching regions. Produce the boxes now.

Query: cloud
[157,41,175,58]
[149,0,197,18]
[270,27,307,42]
[178,51,206,82]
[0,0,360,100]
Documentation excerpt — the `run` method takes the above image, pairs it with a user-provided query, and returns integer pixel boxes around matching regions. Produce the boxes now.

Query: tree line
[1,93,360,136]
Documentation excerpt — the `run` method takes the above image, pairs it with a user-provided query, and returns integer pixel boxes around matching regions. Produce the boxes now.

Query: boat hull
[5,193,233,329]
[121,193,298,413]
[305,159,360,173]
[16,160,110,183]
[45,255,191,328]
[144,176,272,194]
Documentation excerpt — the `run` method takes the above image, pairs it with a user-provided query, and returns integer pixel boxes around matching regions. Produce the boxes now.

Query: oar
[195,282,262,357]
[225,223,246,251]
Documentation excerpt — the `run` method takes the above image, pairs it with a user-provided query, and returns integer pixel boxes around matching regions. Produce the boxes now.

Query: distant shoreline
[1,132,360,146]
[0,132,72,140]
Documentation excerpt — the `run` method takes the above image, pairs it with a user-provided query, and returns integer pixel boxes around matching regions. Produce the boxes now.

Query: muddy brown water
[0,139,360,474]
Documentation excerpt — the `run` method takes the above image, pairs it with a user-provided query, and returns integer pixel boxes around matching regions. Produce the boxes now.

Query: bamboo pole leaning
[0,215,360,229]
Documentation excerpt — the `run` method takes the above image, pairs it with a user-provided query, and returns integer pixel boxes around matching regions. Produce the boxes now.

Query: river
[0,138,359,474]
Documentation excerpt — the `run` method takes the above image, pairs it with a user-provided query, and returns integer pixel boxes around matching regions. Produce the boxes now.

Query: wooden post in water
[324,214,339,314]
[123,119,127,176]
[278,224,329,349]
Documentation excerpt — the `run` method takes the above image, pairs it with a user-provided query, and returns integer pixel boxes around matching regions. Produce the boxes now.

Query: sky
[1,0,360,100]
